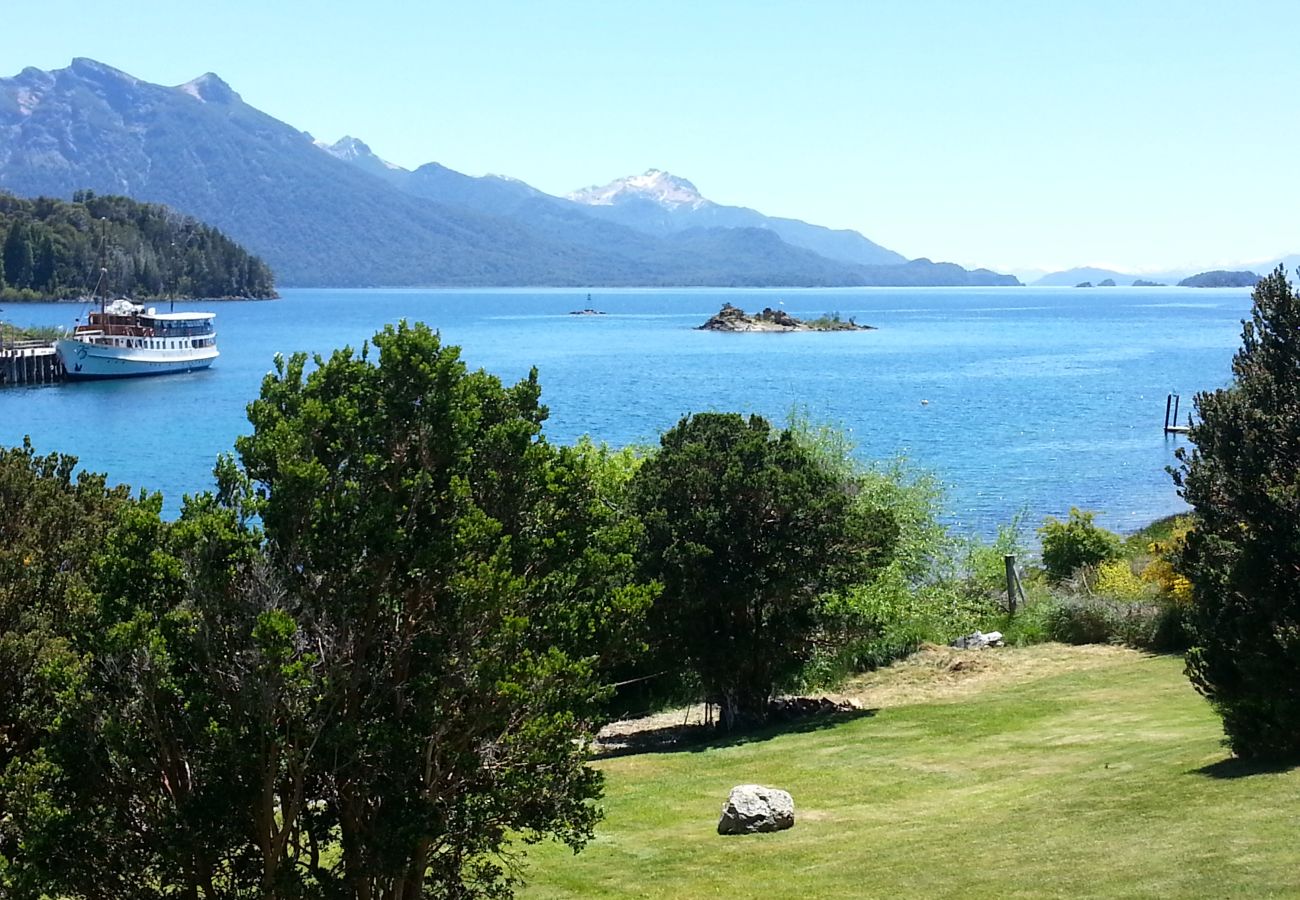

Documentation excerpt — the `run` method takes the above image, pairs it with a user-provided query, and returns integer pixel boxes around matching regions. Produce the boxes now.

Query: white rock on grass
[717,784,795,835]
[949,630,1003,650]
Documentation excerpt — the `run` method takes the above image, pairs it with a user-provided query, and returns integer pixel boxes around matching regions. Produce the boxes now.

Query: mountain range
[1032,256,1300,287]
[0,59,1017,288]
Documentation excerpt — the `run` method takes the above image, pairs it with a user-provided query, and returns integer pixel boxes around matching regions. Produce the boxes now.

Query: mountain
[1244,254,1300,276]
[566,169,907,267]
[1177,270,1260,288]
[1036,256,1300,288]
[0,60,606,286]
[316,136,409,187]
[1033,266,1191,287]
[0,59,1015,287]
[323,147,1016,285]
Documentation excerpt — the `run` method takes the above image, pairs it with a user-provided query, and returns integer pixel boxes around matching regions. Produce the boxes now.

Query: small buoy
[920,399,930,406]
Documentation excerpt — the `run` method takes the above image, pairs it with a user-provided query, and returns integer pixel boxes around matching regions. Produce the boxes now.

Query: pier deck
[0,342,65,386]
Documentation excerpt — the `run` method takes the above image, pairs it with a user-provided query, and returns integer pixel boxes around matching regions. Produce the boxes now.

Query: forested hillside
[0,60,1018,288]
[0,191,276,300]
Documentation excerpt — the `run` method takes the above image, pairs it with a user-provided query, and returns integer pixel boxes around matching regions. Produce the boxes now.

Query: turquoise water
[0,286,1251,534]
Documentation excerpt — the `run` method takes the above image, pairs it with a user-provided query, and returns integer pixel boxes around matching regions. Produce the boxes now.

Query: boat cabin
[73,299,216,353]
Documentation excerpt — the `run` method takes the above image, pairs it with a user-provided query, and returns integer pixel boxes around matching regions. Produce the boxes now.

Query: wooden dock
[1164,393,1191,434]
[0,342,65,386]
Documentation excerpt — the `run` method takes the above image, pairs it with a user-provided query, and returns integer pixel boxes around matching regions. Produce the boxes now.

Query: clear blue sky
[2,0,1295,276]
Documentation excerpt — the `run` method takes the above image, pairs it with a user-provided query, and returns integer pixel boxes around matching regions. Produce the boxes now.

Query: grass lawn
[520,645,1300,898]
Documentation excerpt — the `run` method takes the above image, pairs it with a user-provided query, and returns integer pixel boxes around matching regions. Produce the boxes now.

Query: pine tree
[3,222,33,289]
[32,232,57,294]
[1175,265,1300,758]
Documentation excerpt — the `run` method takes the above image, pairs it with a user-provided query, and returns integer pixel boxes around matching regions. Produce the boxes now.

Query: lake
[0,285,1251,535]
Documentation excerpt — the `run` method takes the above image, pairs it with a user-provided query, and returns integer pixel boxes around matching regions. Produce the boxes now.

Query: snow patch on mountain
[567,169,710,210]
[176,73,238,104]
[320,135,406,171]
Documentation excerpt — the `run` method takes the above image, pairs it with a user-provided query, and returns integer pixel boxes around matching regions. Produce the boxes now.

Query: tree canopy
[0,323,653,898]
[0,191,276,300]
[1175,266,1300,758]
[630,412,897,729]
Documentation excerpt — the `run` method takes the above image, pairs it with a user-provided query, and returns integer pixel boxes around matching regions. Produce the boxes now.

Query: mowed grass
[521,645,1300,898]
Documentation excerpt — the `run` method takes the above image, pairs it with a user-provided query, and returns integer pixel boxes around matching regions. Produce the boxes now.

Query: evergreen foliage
[229,323,654,895]
[630,412,897,730]
[0,190,276,300]
[0,324,654,897]
[1175,266,1300,758]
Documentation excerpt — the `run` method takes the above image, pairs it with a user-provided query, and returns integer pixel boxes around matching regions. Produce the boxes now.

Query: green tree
[3,222,33,289]
[1175,266,1300,758]
[631,412,896,730]
[32,231,56,293]
[1,324,651,897]
[0,440,136,896]
[1038,508,1122,583]
[231,322,649,896]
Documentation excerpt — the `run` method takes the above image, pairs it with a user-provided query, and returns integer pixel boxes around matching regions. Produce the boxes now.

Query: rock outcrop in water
[698,303,874,332]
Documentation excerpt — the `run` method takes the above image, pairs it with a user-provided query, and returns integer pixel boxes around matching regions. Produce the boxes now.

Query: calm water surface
[0,286,1251,535]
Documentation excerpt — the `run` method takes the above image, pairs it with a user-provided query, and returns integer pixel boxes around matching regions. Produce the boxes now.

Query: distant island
[1177,270,1260,288]
[699,303,875,332]
[0,191,276,301]
[1132,279,1165,287]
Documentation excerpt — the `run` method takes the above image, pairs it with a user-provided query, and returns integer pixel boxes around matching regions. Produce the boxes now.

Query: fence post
[1005,554,1018,616]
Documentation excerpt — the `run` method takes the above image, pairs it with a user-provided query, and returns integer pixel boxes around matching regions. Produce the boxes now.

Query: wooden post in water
[1172,394,1181,428]
[1164,394,1173,431]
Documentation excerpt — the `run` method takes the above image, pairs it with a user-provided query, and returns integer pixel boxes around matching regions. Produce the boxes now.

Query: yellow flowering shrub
[1140,517,1194,603]
[1094,558,1147,601]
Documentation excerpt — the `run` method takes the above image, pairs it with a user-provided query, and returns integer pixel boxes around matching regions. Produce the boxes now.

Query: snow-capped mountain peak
[319,136,406,172]
[566,169,710,210]
[176,72,238,104]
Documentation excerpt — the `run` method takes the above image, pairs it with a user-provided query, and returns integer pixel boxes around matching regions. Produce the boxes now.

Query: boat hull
[56,339,218,380]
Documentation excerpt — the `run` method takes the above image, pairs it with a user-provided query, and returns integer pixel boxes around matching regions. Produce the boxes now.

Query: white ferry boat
[56,298,218,380]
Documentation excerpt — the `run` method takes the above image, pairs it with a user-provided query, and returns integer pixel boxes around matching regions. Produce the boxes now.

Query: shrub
[1039,594,1190,651]
[1092,558,1149,602]
[1139,516,1194,603]
[1044,597,1118,644]
[787,417,986,683]
[1039,508,1123,583]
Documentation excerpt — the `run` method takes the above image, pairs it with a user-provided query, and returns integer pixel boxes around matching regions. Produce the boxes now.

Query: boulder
[949,630,1003,650]
[717,784,795,835]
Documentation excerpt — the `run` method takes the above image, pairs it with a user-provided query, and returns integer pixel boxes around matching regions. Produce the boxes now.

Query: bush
[1139,516,1194,603]
[1044,597,1118,644]
[1092,558,1148,602]
[1039,508,1123,582]
[785,417,987,685]
[1040,595,1190,651]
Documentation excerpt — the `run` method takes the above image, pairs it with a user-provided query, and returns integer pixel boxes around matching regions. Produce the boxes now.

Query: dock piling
[0,342,65,386]
[1163,393,1192,435]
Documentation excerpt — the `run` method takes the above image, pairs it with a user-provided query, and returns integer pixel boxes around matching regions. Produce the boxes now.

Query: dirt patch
[594,697,862,757]
[594,643,1141,755]
[835,642,1139,710]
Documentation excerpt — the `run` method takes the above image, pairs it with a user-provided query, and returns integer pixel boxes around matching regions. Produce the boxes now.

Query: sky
[1,0,1296,278]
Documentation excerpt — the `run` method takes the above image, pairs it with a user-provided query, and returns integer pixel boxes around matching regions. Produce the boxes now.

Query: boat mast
[95,217,108,316]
